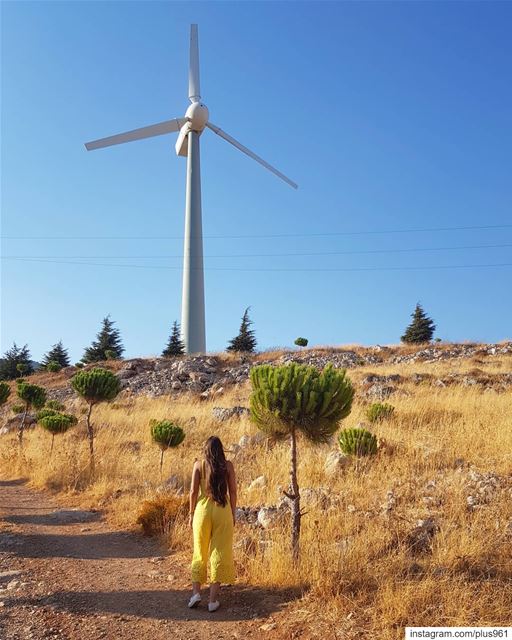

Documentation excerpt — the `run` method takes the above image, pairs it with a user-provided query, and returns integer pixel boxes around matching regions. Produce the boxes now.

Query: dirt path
[0,479,301,640]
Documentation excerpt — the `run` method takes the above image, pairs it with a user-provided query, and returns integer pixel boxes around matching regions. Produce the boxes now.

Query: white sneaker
[188,593,201,608]
[208,601,220,612]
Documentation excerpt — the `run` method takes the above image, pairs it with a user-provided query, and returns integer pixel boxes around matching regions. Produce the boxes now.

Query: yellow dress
[191,460,235,584]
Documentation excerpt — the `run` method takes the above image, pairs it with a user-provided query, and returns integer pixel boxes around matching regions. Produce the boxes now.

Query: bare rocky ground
[75,341,512,398]
[0,480,303,640]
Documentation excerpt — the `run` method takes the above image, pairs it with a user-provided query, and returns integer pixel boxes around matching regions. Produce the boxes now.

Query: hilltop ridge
[1,341,511,412]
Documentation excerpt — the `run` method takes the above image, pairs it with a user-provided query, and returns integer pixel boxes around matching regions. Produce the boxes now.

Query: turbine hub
[186,102,209,132]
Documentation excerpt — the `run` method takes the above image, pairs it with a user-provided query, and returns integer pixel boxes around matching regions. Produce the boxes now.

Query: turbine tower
[85,24,297,354]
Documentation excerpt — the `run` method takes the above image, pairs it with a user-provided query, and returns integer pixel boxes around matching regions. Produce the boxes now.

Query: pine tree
[227,308,257,353]
[162,321,185,357]
[150,420,186,475]
[82,316,125,363]
[42,340,70,368]
[71,368,121,474]
[16,381,47,445]
[401,303,436,344]
[0,343,33,380]
[39,412,77,457]
[250,363,354,560]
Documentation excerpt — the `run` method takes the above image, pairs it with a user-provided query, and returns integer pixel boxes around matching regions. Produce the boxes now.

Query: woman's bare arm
[189,460,201,527]
[227,460,237,525]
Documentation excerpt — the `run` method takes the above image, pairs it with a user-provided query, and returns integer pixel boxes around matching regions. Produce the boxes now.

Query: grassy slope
[1,346,511,637]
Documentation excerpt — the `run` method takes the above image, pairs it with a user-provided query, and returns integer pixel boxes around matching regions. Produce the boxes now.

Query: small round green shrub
[0,382,11,405]
[17,382,47,410]
[11,403,24,415]
[294,337,308,348]
[366,402,395,423]
[39,412,77,434]
[46,361,62,373]
[75,362,84,368]
[36,407,59,421]
[250,362,354,442]
[46,399,65,411]
[150,420,185,450]
[15,382,47,445]
[71,368,121,405]
[338,427,378,457]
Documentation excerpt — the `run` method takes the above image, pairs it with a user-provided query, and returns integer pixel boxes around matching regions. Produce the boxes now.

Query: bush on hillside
[46,399,65,411]
[137,495,188,538]
[36,407,59,421]
[0,382,10,406]
[366,402,395,423]
[338,427,378,457]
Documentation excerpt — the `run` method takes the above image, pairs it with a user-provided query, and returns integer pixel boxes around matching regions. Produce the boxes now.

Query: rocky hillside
[2,341,511,410]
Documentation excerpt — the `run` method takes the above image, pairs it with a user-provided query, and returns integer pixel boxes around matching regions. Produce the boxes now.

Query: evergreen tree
[71,368,121,475]
[16,381,47,445]
[150,420,186,475]
[250,363,354,560]
[162,321,185,357]
[227,308,257,353]
[0,343,33,380]
[82,316,125,363]
[38,412,77,457]
[401,303,436,344]
[42,340,70,368]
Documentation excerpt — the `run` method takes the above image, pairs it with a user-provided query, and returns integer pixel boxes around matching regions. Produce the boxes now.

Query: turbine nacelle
[175,102,209,157]
[186,102,209,132]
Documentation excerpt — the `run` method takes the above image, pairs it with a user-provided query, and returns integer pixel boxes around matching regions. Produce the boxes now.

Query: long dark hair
[204,436,228,507]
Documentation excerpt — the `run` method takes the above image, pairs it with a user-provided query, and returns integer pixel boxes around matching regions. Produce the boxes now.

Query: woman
[188,436,236,612]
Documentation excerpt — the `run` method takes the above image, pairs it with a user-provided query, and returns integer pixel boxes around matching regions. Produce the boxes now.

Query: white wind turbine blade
[189,24,201,103]
[85,118,188,151]
[205,122,298,189]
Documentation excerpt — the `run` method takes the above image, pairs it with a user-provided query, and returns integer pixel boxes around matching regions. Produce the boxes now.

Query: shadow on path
[3,531,156,559]
[5,511,102,526]
[0,479,28,487]
[9,585,304,622]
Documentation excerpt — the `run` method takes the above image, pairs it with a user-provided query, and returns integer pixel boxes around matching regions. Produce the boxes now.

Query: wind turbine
[85,24,297,354]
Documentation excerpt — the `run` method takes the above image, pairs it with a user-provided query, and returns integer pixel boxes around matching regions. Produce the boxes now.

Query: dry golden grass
[136,494,188,548]
[1,351,512,637]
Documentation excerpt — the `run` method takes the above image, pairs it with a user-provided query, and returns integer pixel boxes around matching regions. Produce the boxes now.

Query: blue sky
[1,1,511,362]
